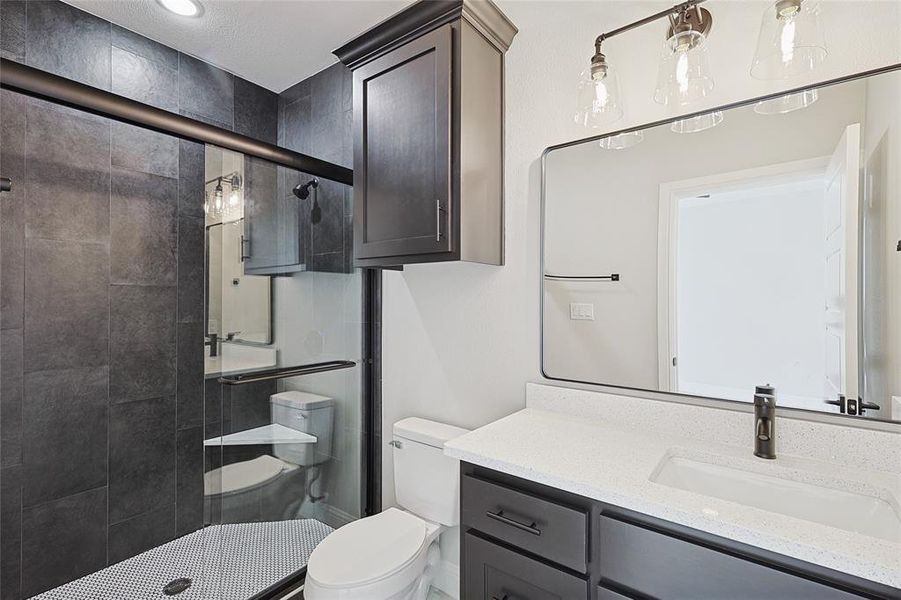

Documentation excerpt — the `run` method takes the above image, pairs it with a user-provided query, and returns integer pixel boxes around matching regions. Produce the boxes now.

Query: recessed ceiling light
[158,0,202,17]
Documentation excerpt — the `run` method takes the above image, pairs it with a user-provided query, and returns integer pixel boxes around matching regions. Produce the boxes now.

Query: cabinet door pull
[486,510,541,536]
[239,234,251,262]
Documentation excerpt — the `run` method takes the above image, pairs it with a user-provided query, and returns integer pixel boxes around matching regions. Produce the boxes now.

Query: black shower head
[293,178,319,200]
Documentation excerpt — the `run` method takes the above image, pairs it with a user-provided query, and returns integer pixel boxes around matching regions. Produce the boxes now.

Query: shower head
[293,178,319,200]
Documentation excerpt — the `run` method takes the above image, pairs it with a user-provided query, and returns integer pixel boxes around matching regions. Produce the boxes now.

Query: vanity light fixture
[751,0,827,80]
[158,0,203,17]
[578,0,717,132]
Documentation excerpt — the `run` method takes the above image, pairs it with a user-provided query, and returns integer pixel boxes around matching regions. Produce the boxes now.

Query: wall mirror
[205,147,273,347]
[542,66,901,424]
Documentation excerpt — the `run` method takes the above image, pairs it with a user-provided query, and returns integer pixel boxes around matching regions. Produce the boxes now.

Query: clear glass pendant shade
[654,30,715,107]
[598,131,644,150]
[575,67,624,128]
[754,88,819,114]
[670,110,723,134]
[751,0,826,80]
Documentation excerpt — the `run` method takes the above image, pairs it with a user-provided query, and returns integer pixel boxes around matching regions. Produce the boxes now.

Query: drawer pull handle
[486,510,541,536]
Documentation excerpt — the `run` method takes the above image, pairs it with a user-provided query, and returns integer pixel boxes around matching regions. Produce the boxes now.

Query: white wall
[381,0,901,501]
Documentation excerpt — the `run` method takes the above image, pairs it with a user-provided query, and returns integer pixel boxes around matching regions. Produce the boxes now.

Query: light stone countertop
[444,407,901,590]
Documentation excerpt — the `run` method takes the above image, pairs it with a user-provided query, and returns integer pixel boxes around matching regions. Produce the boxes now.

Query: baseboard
[325,505,356,529]
[433,559,460,599]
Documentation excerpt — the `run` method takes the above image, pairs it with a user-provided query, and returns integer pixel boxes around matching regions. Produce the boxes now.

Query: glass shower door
[202,146,366,597]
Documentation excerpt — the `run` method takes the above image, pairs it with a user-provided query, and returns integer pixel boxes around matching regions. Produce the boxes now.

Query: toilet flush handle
[388,440,403,449]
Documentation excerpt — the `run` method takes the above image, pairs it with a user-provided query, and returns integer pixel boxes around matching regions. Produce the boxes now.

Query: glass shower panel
[203,147,364,596]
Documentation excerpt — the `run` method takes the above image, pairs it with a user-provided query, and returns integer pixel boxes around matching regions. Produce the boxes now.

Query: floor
[31,520,333,600]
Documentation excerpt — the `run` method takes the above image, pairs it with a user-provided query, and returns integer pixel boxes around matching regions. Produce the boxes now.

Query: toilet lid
[204,455,291,496]
[308,508,426,588]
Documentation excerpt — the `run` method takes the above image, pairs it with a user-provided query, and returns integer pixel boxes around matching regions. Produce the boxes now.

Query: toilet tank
[393,417,470,526]
[270,391,334,466]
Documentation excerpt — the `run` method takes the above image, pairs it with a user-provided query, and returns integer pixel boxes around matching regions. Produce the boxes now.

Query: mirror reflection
[205,147,273,367]
[543,68,901,422]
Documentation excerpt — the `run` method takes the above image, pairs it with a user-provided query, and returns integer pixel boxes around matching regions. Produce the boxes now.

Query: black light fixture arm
[594,0,707,48]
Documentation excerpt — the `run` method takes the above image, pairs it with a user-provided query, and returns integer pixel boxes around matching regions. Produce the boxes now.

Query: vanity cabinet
[461,463,898,600]
[334,0,516,267]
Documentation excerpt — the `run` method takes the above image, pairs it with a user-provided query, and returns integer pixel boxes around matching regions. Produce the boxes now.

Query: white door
[823,124,861,406]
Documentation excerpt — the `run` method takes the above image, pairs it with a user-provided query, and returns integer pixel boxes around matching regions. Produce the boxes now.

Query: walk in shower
[0,9,376,596]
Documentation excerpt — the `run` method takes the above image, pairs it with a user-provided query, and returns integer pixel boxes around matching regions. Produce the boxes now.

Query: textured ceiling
[64,0,413,92]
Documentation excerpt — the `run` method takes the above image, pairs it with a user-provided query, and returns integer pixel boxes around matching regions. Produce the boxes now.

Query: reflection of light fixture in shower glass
[754,88,819,114]
[751,0,826,80]
[598,130,644,150]
[670,110,723,133]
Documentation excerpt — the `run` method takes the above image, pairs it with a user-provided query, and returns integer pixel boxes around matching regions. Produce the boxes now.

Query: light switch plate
[570,302,595,321]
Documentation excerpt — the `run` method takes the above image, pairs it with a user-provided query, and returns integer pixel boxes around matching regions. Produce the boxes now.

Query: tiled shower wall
[0,1,277,597]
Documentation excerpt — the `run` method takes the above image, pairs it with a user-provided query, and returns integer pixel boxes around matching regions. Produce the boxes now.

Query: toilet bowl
[305,418,469,600]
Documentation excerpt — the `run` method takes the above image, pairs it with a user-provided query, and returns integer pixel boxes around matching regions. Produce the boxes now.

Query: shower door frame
[0,57,383,600]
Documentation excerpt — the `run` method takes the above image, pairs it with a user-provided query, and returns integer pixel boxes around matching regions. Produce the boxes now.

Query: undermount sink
[650,454,901,543]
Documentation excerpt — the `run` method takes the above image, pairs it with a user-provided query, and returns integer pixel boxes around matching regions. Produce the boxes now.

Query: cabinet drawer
[462,474,589,573]
[465,532,589,600]
[599,516,860,599]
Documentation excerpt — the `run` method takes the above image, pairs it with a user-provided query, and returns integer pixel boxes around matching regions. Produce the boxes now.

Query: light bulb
[228,189,240,208]
[655,30,714,107]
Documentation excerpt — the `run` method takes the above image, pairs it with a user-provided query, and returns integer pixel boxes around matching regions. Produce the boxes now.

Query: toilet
[304,417,469,600]
[204,390,335,522]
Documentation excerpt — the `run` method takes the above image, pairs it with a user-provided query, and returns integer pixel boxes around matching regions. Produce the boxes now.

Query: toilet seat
[204,454,297,497]
[305,508,436,599]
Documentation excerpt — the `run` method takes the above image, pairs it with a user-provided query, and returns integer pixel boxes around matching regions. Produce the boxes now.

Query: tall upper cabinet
[335,0,517,267]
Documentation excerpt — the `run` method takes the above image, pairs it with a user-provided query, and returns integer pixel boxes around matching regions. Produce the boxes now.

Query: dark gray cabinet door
[599,516,861,600]
[242,158,301,274]
[464,532,589,600]
[352,23,453,263]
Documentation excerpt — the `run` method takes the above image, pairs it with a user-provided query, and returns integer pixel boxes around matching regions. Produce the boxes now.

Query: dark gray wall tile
[177,216,204,323]
[0,0,25,61]
[25,0,110,90]
[25,100,110,243]
[21,487,107,598]
[21,366,108,507]
[279,78,310,107]
[176,427,203,535]
[178,53,234,127]
[0,91,26,329]
[109,396,176,523]
[109,504,176,564]
[178,140,206,217]
[235,78,278,144]
[281,94,311,154]
[112,46,178,112]
[110,285,176,403]
[110,167,178,286]
[0,329,23,468]
[24,239,109,372]
[176,322,203,430]
[0,465,22,600]
[311,251,345,274]
[111,24,177,71]
[112,122,179,179]
[225,381,275,435]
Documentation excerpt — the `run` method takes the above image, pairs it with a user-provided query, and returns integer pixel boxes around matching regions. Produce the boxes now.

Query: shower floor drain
[163,577,192,595]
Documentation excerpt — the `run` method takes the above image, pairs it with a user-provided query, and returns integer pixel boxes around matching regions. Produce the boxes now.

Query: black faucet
[753,384,776,460]
[205,333,218,358]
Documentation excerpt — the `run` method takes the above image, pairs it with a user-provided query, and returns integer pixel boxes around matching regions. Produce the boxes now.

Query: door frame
[656,157,830,392]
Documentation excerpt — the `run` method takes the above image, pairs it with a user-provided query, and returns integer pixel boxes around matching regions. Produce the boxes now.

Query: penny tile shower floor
[31,519,333,600]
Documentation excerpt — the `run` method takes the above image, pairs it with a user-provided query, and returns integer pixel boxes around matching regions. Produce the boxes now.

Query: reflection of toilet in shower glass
[204,391,334,523]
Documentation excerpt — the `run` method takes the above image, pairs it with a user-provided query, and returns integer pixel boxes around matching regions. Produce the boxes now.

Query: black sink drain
[163,578,192,596]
